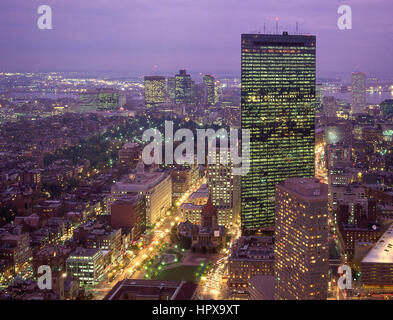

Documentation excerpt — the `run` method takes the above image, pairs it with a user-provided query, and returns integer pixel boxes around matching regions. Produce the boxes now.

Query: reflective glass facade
[241,33,316,231]
[175,69,193,104]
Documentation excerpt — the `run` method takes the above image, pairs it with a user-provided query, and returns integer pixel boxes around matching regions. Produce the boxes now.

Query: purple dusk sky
[0,0,392,78]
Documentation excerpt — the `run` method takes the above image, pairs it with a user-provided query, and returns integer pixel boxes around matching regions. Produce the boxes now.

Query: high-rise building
[274,178,329,300]
[167,77,176,101]
[241,32,316,231]
[144,76,166,108]
[175,70,193,104]
[203,74,215,105]
[315,83,323,113]
[207,146,240,227]
[351,72,367,114]
[323,96,337,118]
[193,83,207,106]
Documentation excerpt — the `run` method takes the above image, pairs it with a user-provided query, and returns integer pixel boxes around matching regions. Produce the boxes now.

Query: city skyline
[0,0,392,77]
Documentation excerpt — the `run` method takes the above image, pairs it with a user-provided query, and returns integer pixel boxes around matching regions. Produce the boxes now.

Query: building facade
[175,70,193,104]
[203,74,215,106]
[110,162,172,225]
[207,146,240,227]
[351,72,367,115]
[144,76,167,108]
[241,33,316,231]
[275,178,329,300]
[66,247,104,288]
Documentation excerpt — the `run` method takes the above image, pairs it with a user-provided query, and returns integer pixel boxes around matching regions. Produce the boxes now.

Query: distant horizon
[2,69,393,82]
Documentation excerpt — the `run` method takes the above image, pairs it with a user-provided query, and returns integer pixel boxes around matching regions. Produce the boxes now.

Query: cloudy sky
[0,0,392,78]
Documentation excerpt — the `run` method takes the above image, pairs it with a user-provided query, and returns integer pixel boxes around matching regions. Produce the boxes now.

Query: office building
[360,223,393,290]
[110,194,145,241]
[227,236,274,297]
[275,178,329,300]
[144,76,166,108]
[193,83,208,106]
[351,72,367,114]
[175,70,193,104]
[110,162,172,225]
[66,247,104,288]
[248,275,275,300]
[203,74,215,105]
[167,77,176,101]
[207,146,240,227]
[180,184,209,225]
[323,96,337,118]
[104,279,197,300]
[241,33,316,231]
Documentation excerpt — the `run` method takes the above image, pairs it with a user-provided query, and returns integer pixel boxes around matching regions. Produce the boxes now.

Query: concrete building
[227,236,274,298]
[110,193,145,241]
[171,163,199,200]
[275,178,329,300]
[360,223,393,291]
[104,279,197,300]
[248,275,275,300]
[207,146,240,227]
[111,162,172,225]
[351,72,367,115]
[323,96,337,118]
[203,74,215,106]
[0,227,32,272]
[144,76,166,108]
[180,184,209,225]
[66,247,104,288]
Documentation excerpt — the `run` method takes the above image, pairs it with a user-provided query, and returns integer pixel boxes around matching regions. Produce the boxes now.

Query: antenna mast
[275,17,279,34]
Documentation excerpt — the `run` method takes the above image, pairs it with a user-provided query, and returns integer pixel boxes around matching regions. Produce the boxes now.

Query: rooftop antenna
[296,22,299,35]
[263,22,266,34]
[275,17,279,34]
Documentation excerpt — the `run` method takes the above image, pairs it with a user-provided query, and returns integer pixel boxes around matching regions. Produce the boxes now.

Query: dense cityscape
[1,0,393,304]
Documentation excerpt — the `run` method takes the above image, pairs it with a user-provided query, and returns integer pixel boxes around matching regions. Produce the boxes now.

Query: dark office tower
[194,83,207,106]
[175,69,193,104]
[203,74,215,105]
[167,77,176,101]
[241,32,316,232]
[144,76,166,108]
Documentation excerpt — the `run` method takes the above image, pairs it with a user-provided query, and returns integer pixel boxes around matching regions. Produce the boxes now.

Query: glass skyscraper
[351,71,366,114]
[241,32,316,232]
[203,74,215,106]
[175,69,193,104]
